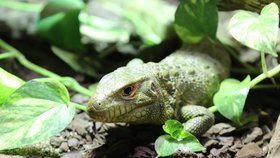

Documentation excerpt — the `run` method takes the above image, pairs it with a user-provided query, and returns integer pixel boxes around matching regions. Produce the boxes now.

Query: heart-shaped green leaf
[163,119,183,135]
[155,135,205,156]
[174,0,218,43]
[163,119,195,141]
[229,3,279,56]
[171,129,194,141]
[0,78,75,150]
[0,67,25,105]
[213,76,251,125]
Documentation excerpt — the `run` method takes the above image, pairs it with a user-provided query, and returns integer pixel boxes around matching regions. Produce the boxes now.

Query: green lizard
[87,40,230,135]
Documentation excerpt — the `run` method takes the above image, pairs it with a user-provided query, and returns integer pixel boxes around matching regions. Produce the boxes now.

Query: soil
[64,94,277,158]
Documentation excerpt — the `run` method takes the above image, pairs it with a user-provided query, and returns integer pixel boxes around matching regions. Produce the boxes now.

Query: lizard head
[87,65,164,124]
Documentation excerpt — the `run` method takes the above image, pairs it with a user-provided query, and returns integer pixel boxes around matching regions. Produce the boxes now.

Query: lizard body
[87,40,230,135]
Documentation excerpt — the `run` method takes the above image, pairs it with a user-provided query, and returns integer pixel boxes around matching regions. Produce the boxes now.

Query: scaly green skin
[87,40,230,135]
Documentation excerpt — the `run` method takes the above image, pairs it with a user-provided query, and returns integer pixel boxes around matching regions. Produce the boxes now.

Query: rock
[83,143,102,150]
[204,139,219,149]
[74,127,87,136]
[235,143,263,158]
[61,131,70,137]
[68,138,79,149]
[60,142,69,152]
[62,151,82,158]
[69,131,75,137]
[92,122,103,132]
[218,136,234,146]
[241,127,263,144]
[204,123,236,136]
[262,141,270,156]
[85,134,93,142]
[172,152,204,158]
[230,139,243,153]
[209,145,229,157]
[50,136,63,147]
[71,115,91,136]
[205,136,234,157]
[0,154,26,158]
[79,140,86,147]
[73,133,83,140]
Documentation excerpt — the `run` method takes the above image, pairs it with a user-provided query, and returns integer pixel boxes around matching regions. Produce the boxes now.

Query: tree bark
[218,0,280,13]
[267,115,280,158]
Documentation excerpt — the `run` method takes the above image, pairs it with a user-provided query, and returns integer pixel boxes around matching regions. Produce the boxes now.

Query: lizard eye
[121,83,138,99]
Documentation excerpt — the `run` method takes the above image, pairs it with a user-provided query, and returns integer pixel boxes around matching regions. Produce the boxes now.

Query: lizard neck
[145,63,178,124]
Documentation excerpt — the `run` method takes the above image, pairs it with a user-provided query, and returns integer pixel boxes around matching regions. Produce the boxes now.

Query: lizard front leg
[176,105,214,136]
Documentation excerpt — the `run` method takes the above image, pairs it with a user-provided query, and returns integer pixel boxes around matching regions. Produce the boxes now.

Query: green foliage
[155,120,204,156]
[0,40,89,151]
[37,0,85,52]
[229,2,279,56]
[80,0,175,46]
[215,2,280,125]
[51,46,97,77]
[0,67,25,105]
[164,120,194,141]
[0,39,92,97]
[0,78,75,150]
[79,12,131,44]
[213,76,251,125]
[0,0,43,12]
[155,135,205,157]
[162,120,183,136]
[174,0,218,43]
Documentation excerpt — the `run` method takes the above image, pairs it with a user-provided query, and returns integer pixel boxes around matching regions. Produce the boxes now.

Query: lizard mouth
[87,103,149,123]
[86,105,111,122]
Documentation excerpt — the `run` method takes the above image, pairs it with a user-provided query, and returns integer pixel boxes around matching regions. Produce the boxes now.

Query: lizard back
[154,40,230,109]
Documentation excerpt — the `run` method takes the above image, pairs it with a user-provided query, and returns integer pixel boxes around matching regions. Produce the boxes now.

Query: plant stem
[251,84,280,89]
[208,106,217,113]
[0,52,15,59]
[259,52,278,86]
[0,39,61,78]
[0,39,93,96]
[70,102,87,111]
[59,77,93,96]
[250,64,280,88]
[261,51,268,76]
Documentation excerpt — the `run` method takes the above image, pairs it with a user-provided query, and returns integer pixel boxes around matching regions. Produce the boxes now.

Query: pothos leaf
[155,135,205,156]
[0,78,75,150]
[0,67,25,105]
[213,76,251,125]
[229,3,279,56]
[175,0,218,43]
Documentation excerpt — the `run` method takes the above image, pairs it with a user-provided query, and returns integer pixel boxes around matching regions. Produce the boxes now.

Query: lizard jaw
[87,103,155,123]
